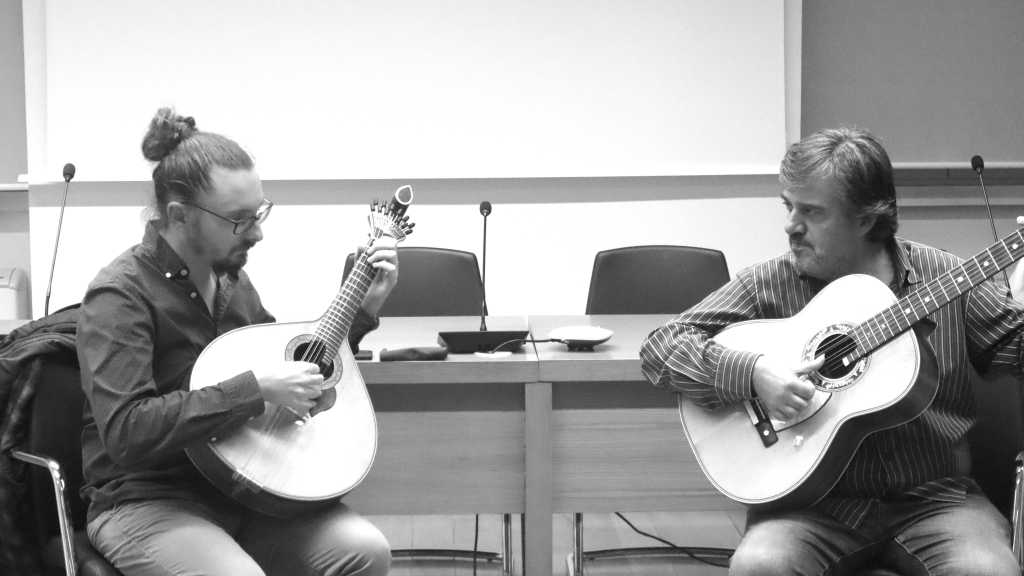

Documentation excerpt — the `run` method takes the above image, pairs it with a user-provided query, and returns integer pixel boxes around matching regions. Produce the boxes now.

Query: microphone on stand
[971,155,1011,292]
[436,201,529,353]
[479,201,491,331]
[44,163,75,317]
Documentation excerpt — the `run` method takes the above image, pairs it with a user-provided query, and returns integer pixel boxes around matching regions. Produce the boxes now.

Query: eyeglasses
[184,199,273,234]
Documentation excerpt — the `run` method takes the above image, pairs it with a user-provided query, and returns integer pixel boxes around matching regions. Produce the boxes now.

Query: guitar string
[807,247,1015,377]
[235,219,384,484]
[238,228,379,481]
[235,205,400,485]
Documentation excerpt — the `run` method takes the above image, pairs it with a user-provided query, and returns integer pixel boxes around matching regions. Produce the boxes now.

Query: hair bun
[141,107,199,162]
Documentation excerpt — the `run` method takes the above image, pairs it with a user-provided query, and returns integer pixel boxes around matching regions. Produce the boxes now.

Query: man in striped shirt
[641,127,1022,575]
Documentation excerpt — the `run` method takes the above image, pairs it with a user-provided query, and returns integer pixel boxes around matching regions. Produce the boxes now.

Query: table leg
[525,382,553,576]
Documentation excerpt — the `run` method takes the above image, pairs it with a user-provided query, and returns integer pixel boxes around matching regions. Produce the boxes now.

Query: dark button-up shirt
[641,238,1024,527]
[78,223,378,523]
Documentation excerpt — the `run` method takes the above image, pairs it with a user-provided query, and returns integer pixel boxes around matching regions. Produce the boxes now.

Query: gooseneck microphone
[479,201,491,331]
[435,200,529,353]
[44,163,76,316]
[971,155,1011,291]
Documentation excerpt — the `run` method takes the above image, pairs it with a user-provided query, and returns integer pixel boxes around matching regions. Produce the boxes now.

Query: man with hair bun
[642,127,1024,575]
[77,108,396,575]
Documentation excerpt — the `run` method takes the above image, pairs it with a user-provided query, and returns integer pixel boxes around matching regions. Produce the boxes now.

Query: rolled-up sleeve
[640,278,763,410]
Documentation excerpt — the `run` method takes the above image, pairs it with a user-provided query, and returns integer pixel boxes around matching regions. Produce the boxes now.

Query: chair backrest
[967,369,1024,517]
[850,370,1024,576]
[342,247,484,317]
[26,351,89,545]
[585,245,730,315]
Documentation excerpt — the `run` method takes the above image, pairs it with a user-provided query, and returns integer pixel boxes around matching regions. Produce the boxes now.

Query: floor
[366,510,744,575]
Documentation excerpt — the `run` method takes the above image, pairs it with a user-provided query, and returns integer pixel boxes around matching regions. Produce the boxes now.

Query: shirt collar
[890,237,918,288]
[789,237,917,290]
[142,221,192,282]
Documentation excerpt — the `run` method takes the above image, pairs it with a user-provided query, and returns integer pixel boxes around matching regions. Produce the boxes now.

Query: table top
[529,314,675,382]
[356,315,539,385]
[1,313,681,384]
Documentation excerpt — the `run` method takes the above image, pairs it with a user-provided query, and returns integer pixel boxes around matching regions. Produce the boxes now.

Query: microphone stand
[45,166,75,316]
[480,209,488,331]
[973,156,1011,292]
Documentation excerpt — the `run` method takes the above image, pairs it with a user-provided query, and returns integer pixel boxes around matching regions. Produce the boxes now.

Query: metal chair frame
[11,449,80,576]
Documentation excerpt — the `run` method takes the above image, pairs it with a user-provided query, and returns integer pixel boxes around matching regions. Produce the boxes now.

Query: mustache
[789,236,812,249]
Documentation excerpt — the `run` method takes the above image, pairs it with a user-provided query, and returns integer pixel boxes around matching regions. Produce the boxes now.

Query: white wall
[29,0,787,182]
[29,183,789,320]
[16,0,801,321]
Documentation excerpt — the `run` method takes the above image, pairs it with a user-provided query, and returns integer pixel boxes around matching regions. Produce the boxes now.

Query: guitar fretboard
[308,247,379,370]
[843,228,1024,366]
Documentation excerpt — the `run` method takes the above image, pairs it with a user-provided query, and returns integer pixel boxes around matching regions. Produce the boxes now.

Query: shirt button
[180,269,188,277]
[190,292,197,298]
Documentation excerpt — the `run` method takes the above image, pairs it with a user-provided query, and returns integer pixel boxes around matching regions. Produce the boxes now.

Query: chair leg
[572,512,584,576]
[502,513,514,576]
[389,514,511,571]
[12,450,79,576]
[1014,453,1024,571]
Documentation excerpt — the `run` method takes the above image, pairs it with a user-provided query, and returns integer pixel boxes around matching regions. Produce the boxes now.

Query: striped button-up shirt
[640,237,1024,527]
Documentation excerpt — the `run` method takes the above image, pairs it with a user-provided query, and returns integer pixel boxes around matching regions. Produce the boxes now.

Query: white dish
[548,326,614,349]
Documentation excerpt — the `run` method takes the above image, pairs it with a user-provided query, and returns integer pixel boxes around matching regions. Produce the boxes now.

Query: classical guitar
[679,227,1024,511]
[186,185,414,517]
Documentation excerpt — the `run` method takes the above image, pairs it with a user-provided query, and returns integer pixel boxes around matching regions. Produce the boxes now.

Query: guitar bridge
[745,398,778,448]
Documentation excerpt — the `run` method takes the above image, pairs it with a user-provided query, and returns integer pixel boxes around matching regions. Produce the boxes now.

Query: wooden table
[345,315,543,574]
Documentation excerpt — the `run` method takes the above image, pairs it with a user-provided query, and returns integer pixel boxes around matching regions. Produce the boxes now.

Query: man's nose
[247,221,264,243]
[784,212,804,237]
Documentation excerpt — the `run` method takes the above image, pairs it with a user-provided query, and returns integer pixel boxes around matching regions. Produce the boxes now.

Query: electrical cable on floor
[614,512,732,569]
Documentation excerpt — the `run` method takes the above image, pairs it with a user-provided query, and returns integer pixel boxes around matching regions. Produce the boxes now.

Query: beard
[212,251,248,276]
[790,238,825,280]
[211,244,253,276]
[186,223,252,276]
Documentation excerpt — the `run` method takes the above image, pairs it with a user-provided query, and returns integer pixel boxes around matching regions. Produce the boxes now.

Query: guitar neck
[307,240,381,369]
[844,228,1024,365]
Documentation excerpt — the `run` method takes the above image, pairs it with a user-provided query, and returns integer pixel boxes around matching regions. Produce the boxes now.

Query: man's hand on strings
[751,354,823,422]
[357,236,399,316]
[252,361,324,420]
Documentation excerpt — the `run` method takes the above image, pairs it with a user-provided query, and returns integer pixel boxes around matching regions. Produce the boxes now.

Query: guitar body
[678,274,939,511]
[186,319,378,517]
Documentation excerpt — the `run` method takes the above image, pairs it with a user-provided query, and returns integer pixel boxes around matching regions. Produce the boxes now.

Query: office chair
[345,246,511,573]
[342,247,485,317]
[585,245,731,316]
[10,350,123,576]
[844,369,1024,576]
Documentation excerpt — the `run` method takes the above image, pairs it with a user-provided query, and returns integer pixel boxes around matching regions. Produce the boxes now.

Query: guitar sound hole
[291,341,335,380]
[816,333,857,380]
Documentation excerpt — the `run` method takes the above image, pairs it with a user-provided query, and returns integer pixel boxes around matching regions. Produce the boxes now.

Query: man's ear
[166,201,188,228]
[857,212,877,238]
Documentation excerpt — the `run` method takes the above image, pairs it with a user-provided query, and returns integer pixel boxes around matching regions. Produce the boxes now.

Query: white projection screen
[36,0,786,181]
